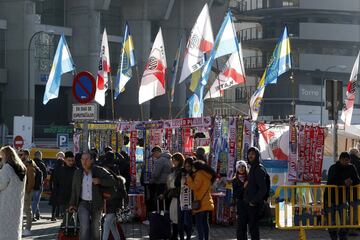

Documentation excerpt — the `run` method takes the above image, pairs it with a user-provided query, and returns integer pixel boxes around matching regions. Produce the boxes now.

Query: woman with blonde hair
[0,146,27,240]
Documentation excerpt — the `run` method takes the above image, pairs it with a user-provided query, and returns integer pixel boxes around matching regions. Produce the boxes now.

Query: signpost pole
[109,75,115,121]
[83,121,89,152]
[135,66,144,121]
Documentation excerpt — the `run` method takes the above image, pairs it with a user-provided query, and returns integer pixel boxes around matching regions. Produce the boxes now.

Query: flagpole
[175,101,189,119]
[168,91,172,119]
[109,74,115,121]
[215,59,224,116]
[135,66,144,121]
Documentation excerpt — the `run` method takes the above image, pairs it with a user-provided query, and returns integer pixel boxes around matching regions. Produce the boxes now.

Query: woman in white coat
[0,146,27,240]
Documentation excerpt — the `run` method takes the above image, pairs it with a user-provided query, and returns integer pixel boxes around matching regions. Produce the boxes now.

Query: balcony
[237,27,262,41]
[235,86,257,103]
[230,0,299,13]
[243,56,265,69]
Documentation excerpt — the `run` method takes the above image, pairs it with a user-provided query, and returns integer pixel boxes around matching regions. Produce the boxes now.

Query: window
[36,0,65,27]
[0,29,5,68]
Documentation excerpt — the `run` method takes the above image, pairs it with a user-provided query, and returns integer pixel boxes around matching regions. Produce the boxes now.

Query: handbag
[192,186,211,211]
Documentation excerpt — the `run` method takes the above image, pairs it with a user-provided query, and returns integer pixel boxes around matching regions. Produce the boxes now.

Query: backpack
[260,164,271,201]
[33,165,43,190]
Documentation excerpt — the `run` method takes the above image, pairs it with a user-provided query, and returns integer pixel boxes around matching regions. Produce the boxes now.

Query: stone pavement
[23,202,359,240]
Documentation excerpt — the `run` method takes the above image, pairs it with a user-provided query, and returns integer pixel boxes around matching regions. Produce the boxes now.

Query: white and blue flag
[43,34,75,105]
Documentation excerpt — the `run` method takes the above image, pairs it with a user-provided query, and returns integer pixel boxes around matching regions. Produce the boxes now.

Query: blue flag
[43,34,75,105]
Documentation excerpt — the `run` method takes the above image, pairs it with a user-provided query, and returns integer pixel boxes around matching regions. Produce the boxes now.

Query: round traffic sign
[72,71,96,104]
[13,135,24,149]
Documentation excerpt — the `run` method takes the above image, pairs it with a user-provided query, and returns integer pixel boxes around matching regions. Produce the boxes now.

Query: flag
[189,69,202,92]
[200,11,239,87]
[169,37,183,102]
[205,43,246,99]
[179,3,213,83]
[115,22,136,99]
[94,29,111,106]
[189,10,239,117]
[341,51,360,126]
[249,26,292,121]
[188,88,204,118]
[139,28,167,104]
[43,34,74,105]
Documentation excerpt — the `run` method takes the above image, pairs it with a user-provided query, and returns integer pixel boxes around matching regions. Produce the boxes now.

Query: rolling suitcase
[58,211,79,240]
[149,199,171,240]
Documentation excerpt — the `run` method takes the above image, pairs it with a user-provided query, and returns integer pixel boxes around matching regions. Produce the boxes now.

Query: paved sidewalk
[23,202,359,240]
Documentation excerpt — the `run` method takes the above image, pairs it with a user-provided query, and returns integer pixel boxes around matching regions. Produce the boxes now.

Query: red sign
[13,135,24,149]
[72,71,96,104]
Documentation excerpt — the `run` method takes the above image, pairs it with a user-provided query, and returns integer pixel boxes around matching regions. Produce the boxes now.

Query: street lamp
[319,65,347,125]
[27,30,54,116]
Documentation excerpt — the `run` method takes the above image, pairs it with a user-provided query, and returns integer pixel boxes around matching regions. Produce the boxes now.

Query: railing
[275,185,360,239]
[231,0,299,12]
[235,86,257,102]
[237,27,263,41]
[243,56,265,69]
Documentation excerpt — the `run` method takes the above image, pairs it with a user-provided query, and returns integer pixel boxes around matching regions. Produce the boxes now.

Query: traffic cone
[299,228,307,240]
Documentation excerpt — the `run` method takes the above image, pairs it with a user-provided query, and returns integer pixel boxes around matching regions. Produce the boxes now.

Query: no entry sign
[72,71,96,104]
[13,135,24,149]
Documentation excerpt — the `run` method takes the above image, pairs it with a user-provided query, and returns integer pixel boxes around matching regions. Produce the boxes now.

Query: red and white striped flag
[341,51,359,126]
[138,28,167,104]
[95,29,110,106]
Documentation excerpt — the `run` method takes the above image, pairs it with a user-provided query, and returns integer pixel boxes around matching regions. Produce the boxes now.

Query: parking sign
[57,134,69,148]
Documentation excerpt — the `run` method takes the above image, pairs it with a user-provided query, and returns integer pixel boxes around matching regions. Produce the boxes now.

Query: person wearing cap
[53,151,78,218]
[325,152,360,240]
[232,160,249,240]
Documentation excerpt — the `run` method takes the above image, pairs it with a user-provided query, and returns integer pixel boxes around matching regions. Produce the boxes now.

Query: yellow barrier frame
[275,185,360,240]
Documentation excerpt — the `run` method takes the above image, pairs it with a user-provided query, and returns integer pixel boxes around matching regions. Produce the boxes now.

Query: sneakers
[142,220,150,225]
[22,229,31,237]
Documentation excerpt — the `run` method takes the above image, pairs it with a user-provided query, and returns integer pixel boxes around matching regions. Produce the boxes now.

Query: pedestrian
[32,150,47,221]
[349,148,360,177]
[0,146,27,240]
[102,160,128,240]
[54,151,77,217]
[232,160,249,240]
[243,147,268,240]
[166,152,184,240]
[186,160,216,240]
[150,146,172,211]
[117,151,131,193]
[195,147,207,162]
[49,151,65,221]
[68,152,115,240]
[18,149,36,237]
[325,152,360,240]
[178,157,194,240]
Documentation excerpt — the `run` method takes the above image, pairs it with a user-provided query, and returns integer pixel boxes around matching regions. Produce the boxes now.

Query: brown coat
[186,170,214,214]
[24,160,36,193]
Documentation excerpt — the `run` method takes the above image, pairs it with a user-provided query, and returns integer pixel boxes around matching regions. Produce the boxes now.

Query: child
[232,160,249,240]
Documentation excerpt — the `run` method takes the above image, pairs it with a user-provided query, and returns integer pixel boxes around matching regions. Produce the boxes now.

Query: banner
[287,117,298,182]
[236,117,244,161]
[165,117,212,129]
[165,128,173,152]
[297,124,306,182]
[129,131,138,186]
[194,138,211,147]
[73,133,80,154]
[211,117,222,171]
[182,128,193,154]
[227,117,237,180]
[303,125,312,182]
[258,123,289,160]
[243,119,252,160]
[219,118,229,176]
[143,130,152,184]
[313,127,325,184]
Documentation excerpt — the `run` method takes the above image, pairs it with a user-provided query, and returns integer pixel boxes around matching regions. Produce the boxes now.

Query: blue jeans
[78,201,102,240]
[195,211,210,240]
[32,187,43,217]
[102,213,120,240]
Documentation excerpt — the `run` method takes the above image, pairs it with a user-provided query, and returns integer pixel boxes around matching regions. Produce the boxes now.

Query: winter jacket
[24,159,36,193]
[117,151,131,192]
[53,165,77,206]
[105,173,128,214]
[69,165,115,210]
[324,161,360,204]
[150,152,172,184]
[350,154,360,177]
[186,169,214,214]
[244,148,267,206]
[0,164,26,240]
[34,158,48,181]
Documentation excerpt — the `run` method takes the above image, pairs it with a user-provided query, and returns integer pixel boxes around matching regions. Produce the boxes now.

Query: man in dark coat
[325,152,360,240]
[243,147,267,240]
[54,151,77,217]
[32,150,47,220]
[49,152,65,221]
[117,151,131,193]
[349,148,360,177]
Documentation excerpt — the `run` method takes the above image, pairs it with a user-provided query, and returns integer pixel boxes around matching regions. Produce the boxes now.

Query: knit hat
[236,160,248,172]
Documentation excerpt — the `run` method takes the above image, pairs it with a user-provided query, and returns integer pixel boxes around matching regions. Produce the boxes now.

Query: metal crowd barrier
[274,185,360,240]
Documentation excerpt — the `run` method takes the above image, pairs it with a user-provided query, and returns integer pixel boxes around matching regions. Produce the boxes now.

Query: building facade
[223,0,360,124]
[0,0,228,144]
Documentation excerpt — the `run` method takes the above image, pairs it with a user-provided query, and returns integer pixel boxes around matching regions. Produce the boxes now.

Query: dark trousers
[179,209,192,240]
[195,211,210,240]
[327,204,349,240]
[237,203,261,240]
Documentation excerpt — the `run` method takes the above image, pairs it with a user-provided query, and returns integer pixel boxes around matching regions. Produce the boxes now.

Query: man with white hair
[349,148,360,177]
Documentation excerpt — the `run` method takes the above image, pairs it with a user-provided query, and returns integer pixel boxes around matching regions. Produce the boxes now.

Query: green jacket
[69,165,114,210]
